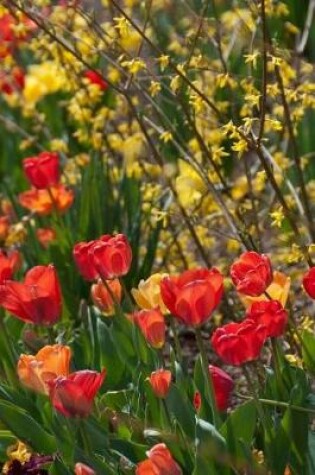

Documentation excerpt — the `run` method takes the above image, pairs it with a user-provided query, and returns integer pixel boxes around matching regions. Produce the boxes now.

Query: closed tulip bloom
[0,216,10,241]
[241,271,290,308]
[209,365,234,411]
[211,319,267,366]
[48,369,106,417]
[91,278,121,315]
[149,369,172,398]
[136,444,182,475]
[230,251,272,297]
[84,70,108,91]
[73,240,99,281]
[23,151,60,189]
[36,227,56,248]
[246,300,288,338]
[133,309,166,349]
[0,264,62,325]
[0,249,21,282]
[131,273,169,313]
[193,366,234,412]
[17,344,71,394]
[91,234,132,280]
[75,463,96,475]
[160,268,223,327]
[303,267,315,299]
[19,185,74,216]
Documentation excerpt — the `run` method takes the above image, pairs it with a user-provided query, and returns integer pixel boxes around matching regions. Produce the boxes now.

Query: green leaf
[220,401,257,464]
[194,417,228,475]
[301,330,315,375]
[166,384,195,439]
[0,400,57,454]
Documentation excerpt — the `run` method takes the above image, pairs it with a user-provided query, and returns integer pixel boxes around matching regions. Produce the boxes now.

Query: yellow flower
[241,271,291,308]
[175,161,205,207]
[23,61,65,106]
[131,273,169,313]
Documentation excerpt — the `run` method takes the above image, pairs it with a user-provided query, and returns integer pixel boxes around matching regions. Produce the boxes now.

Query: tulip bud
[148,369,172,398]
[133,309,166,349]
[23,151,60,189]
[91,278,121,315]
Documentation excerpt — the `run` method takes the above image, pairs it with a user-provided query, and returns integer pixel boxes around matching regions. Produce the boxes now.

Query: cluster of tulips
[1,151,315,474]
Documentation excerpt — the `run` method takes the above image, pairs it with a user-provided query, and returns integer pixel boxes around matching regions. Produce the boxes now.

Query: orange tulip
[17,344,71,394]
[75,462,96,475]
[240,271,290,308]
[36,227,56,248]
[133,309,166,349]
[91,278,122,315]
[148,369,172,398]
[19,185,74,216]
[0,216,10,241]
[136,444,182,475]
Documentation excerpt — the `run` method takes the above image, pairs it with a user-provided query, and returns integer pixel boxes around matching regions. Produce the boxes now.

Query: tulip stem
[0,309,17,383]
[243,365,273,466]
[47,187,73,248]
[78,419,92,457]
[236,392,315,415]
[195,327,221,428]
[169,317,183,364]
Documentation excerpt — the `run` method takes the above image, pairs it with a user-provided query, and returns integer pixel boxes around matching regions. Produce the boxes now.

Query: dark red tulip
[23,151,60,189]
[211,319,267,366]
[48,369,106,417]
[303,267,315,299]
[246,300,288,338]
[230,251,272,296]
[90,234,132,280]
[0,265,62,325]
[194,365,234,412]
[0,249,21,283]
[160,268,223,326]
[84,70,108,91]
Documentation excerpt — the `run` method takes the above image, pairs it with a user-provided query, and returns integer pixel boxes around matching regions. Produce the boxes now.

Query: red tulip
[48,369,106,417]
[73,240,99,281]
[84,70,108,91]
[193,391,202,412]
[136,444,182,475]
[209,365,234,411]
[90,234,132,280]
[0,249,21,283]
[246,300,288,338]
[133,309,166,349]
[23,151,60,189]
[230,251,272,296]
[75,463,95,475]
[160,268,223,326]
[0,265,62,325]
[303,267,315,299]
[149,369,172,398]
[211,319,267,366]
[0,67,25,95]
[193,365,234,412]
